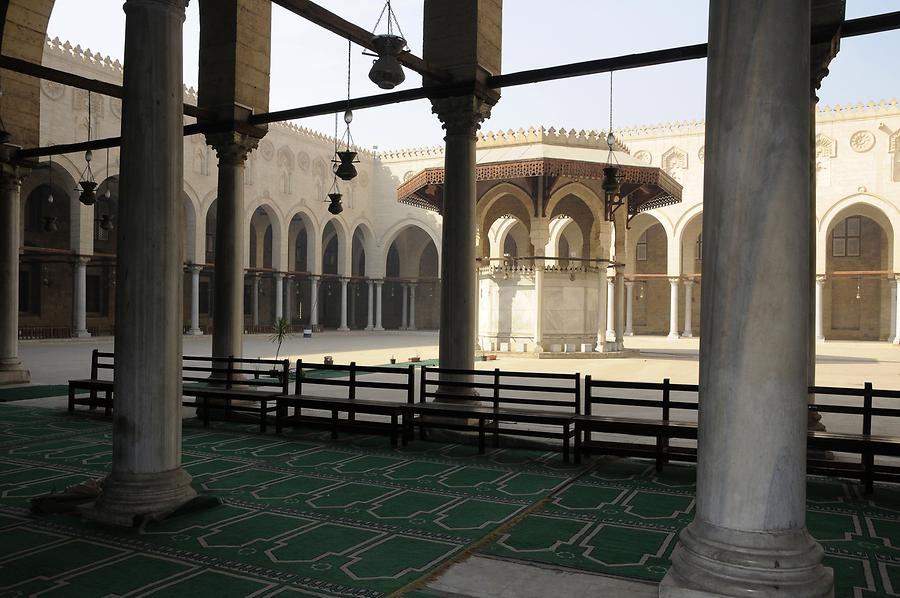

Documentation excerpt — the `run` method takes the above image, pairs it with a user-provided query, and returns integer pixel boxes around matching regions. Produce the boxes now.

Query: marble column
[274,273,284,323]
[93,0,196,524]
[0,150,29,385]
[251,274,260,327]
[682,279,694,338]
[667,276,680,339]
[365,280,374,330]
[283,276,292,324]
[624,281,635,336]
[614,268,625,351]
[73,256,91,338]
[374,280,384,331]
[893,277,900,345]
[815,275,826,341]
[408,283,417,331]
[595,262,609,352]
[660,1,833,595]
[208,131,258,361]
[432,96,491,390]
[338,278,349,331]
[535,258,546,352]
[606,276,616,342]
[400,283,409,330]
[309,275,319,328]
[188,265,202,335]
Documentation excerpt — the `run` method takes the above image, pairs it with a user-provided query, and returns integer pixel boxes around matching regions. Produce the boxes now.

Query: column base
[188,329,204,336]
[668,332,681,340]
[374,326,385,331]
[817,335,826,342]
[625,331,634,337]
[337,326,350,332]
[74,330,92,338]
[0,359,30,385]
[661,519,833,598]
[365,325,374,331]
[682,332,694,338]
[84,468,197,527]
[408,326,417,331]
[892,337,900,346]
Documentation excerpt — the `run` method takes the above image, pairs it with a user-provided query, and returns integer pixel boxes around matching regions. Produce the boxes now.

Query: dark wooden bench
[181,355,290,432]
[574,377,698,468]
[68,349,115,415]
[275,360,414,446]
[408,366,580,462]
[808,383,900,493]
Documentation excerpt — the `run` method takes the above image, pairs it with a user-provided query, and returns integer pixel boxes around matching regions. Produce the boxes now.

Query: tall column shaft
[683,279,694,338]
[409,283,417,330]
[283,277,292,323]
[606,276,615,341]
[97,0,195,523]
[815,276,825,341]
[535,259,545,351]
[432,96,491,380]
[73,257,91,338]
[614,268,625,350]
[274,273,284,322]
[595,263,608,352]
[893,277,900,345]
[667,277,680,339]
[661,1,832,595]
[189,266,202,335]
[365,280,374,330]
[309,276,319,328]
[338,278,349,331]
[400,283,409,330]
[0,152,29,384]
[251,275,259,327]
[374,280,384,331]
[624,281,634,336]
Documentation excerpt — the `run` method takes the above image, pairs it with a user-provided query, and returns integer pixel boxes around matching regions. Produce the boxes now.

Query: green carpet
[0,384,68,402]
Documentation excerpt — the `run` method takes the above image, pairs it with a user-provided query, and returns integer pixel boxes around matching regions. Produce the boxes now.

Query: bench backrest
[584,377,699,420]
[293,360,415,403]
[420,366,580,413]
[92,349,116,380]
[810,383,900,436]
[182,355,290,393]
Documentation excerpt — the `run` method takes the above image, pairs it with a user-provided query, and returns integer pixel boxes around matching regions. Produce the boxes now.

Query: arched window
[695,233,703,261]
[832,216,860,257]
[636,232,648,261]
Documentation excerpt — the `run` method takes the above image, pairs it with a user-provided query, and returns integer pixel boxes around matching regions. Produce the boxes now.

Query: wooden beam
[270,0,450,82]
[0,55,213,121]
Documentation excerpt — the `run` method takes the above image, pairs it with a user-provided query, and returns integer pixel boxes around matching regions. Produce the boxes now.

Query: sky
[46,1,900,151]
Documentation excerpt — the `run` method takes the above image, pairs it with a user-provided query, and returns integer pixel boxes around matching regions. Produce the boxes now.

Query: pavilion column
[667,276,680,339]
[888,280,896,344]
[274,272,284,323]
[815,275,826,341]
[188,265,202,335]
[682,279,694,338]
[400,283,409,330]
[624,281,634,336]
[893,276,900,345]
[374,280,384,331]
[0,150,29,385]
[251,274,259,327]
[73,256,91,338]
[283,276,292,324]
[94,0,195,523]
[613,267,624,350]
[365,279,374,330]
[338,278,349,331]
[208,131,257,361]
[535,259,546,351]
[660,1,833,595]
[432,96,491,387]
[309,275,319,328]
[408,283,417,331]
[606,276,615,341]
[594,262,609,352]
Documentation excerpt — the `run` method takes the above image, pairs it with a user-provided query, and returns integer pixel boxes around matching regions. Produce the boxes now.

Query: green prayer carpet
[0,384,69,402]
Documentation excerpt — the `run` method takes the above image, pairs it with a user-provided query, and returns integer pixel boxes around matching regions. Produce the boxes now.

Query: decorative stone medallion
[41,80,65,101]
[259,139,275,161]
[850,130,875,153]
[297,151,311,171]
[698,146,705,163]
[633,150,652,165]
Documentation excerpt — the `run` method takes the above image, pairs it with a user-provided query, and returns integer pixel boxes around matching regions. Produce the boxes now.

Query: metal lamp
[368,34,407,90]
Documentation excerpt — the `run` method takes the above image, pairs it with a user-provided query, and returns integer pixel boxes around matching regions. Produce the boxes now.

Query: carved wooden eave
[396,158,683,217]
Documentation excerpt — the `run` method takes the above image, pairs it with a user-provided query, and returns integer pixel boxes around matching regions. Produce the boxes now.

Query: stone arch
[381,221,442,276]
[285,207,318,273]
[546,191,596,259]
[350,222,376,277]
[548,217,584,266]
[626,212,670,275]
[244,201,284,271]
[486,216,530,263]
[818,194,899,274]
[544,181,603,219]
[182,184,202,264]
[321,218,349,276]
[21,159,74,251]
[674,206,704,275]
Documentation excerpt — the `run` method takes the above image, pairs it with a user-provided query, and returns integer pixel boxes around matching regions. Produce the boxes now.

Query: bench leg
[655,436,664,472]
[203,396,210,427]
[259,400,267,433]
[400,414,408,447]
[574,424,582,465]
[563,424,570,463]
[104,390,112,417]
[68,386,75,413]
[419,418,427,442]
[390,413,398,447]
[331,410,339,440]
[864,451,875,495]
[275,401,284,434]
[478,417,486,455]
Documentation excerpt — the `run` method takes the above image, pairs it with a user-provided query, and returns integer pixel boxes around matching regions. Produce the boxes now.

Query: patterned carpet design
[0,404,898,597]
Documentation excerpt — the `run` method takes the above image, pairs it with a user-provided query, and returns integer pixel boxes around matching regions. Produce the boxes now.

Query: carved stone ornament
[205,132,259,166]
[850,130,875,153]
[815,134,836,158]
[297,151,311,171]
[431,96,493,137]
[633,150,652,165]
[661,147,688,178]
[698,146,705,164]
[259,139,275,161]
[41,80,65,101]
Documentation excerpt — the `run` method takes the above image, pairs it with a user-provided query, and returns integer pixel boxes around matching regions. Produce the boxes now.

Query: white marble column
[309,275,319,328]
[535,259,546,351]
[667,276,680,339]
[660,1,832,595]
[893,277,900,345]
[338,278,350,331]
[274,273,284,323]
[815,275,826,341]
[283,276,292,324]
[374,280,384,331]
[606,276,615,342]
[624,281,635,336]
[73,256,91,338]
[94,0,196,524]
[0,150,29,384]
[400,283,409,330]
[595,262,609,352]
[682,279,694,338]
[614,268,625,351]
[408,283,417,331]
[188,265,202,335]
[251,274,260,327]
[365,279,374,330]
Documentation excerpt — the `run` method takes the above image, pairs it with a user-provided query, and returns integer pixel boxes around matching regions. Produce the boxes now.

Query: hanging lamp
[366,0,407,90]
[333,39,359,182]
[326,176,344,215]
[76,92,97,206]
[602,71,623,220]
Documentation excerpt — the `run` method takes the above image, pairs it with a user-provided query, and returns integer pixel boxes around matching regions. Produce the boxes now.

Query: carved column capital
[816,274,827,283]
[205,132,259,166]
[668,276,682,285]
[431,95,493,138]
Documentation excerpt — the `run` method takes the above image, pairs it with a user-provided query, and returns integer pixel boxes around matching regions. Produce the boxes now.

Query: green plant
[269,317,291,361]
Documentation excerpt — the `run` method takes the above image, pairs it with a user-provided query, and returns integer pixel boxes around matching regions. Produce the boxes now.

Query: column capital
[186,263,203,273]
[124,0,188,15]
[75,255,91,266]
[0,148,27,191]
[205,132,259,166]
[624,280,635,288]
[375,279,384,286]
[431,95,493,138]
[816,274,827,283]
[668,276,682,285]
[683,277,695,287]
[273,272,285,280]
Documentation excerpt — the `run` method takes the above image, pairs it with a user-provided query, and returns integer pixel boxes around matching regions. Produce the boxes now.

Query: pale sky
[47,1,900,150]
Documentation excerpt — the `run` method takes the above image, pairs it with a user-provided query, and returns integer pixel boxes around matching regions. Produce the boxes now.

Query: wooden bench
[574,377,698,468]
[408,366,580,462]
[275,360,414,447]
[68,349,115,415]
[808,383,900,493]
[181,355,290,432]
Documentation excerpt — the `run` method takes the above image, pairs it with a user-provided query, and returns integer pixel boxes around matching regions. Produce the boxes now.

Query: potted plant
[268,317,291,377]
[389,355,396,364]
[409,352,421,363]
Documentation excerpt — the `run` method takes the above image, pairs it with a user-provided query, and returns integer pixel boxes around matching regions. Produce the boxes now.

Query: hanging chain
[608,71,613,136]
[87,91,92,142]
[347,38,352,107]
